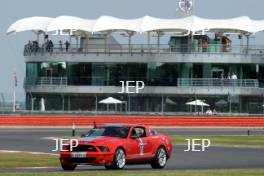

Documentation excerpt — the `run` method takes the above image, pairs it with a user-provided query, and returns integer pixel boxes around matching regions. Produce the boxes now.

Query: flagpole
[13,71,17,113]
[13,82,16,113]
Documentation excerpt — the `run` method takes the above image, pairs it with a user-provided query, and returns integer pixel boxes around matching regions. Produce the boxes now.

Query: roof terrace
[7,15,264,57]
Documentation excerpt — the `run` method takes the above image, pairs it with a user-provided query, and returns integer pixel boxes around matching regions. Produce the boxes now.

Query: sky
[0,0,264,101]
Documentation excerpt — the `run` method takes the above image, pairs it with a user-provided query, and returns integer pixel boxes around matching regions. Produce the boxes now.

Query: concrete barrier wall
[0,115,264,127]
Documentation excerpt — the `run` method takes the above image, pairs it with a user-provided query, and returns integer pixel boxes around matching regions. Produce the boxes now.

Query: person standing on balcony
[231,73,237,80]
[32,41,39,54]
[206,109,213,116]
[65,40,70,52]
[231,73,238,87]
[59,40,63,52]
[48,40,54,53]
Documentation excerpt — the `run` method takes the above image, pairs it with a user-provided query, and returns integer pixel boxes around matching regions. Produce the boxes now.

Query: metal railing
[24,77,259,88]
[178,78,259,88]
[23,43,264,56]
[24,77,67,87]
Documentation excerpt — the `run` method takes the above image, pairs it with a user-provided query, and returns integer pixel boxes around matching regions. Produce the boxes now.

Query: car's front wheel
[109,148,126,169]
[60,160,77,171]
[151,146,167,169]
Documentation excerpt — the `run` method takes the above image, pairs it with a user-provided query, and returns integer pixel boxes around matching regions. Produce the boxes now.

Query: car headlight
[99,146,110,152]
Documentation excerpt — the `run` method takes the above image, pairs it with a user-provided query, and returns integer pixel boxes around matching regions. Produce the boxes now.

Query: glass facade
[26,62,264,87]
[24,62,264,114]
[25,93,264,114]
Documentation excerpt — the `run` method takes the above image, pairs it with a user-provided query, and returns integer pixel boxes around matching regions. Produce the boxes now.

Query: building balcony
[24,77,262,96]
[24,44,264,64]
[24,44,264,56]
[178,78,259,88]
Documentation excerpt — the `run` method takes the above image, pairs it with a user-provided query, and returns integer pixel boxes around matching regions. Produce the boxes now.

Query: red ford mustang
[60,124,173,170]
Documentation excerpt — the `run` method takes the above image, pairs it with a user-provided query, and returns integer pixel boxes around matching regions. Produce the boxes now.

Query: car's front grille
[71,145,97,152]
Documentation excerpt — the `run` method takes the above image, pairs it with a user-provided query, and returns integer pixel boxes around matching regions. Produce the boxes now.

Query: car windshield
[85,126,130,138]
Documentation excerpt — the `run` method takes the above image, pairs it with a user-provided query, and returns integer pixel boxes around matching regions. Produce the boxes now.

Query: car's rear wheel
[151,146,167,169]
[107,148,126,169]
[60,161,77,171]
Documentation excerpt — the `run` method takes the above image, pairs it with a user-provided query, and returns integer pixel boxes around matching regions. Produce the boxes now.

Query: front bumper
[60,151,114,166]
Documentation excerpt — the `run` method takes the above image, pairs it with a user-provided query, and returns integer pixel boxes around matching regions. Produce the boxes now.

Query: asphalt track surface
[0,128,264,172]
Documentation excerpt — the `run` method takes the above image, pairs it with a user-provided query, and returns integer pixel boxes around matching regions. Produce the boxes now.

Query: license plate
[71,152,86,158]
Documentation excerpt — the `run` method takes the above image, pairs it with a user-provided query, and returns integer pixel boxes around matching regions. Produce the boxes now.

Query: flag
[14,72,18,87]
[178,0,194,15]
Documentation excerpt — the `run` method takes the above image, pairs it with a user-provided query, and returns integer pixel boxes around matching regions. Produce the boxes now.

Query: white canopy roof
[141,16,191,32]
[47,16,95,33]
[7,15,264,35]
[186,100,210,107]
[99,97,123,104]
[93,16,142,32]
[7,16,53,34]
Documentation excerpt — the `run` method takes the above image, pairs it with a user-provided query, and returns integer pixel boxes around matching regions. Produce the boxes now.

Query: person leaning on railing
[202,39,208,52]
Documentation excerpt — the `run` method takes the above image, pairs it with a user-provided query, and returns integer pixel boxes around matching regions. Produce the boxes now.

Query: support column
[161,94,164,114]
[69,35,72,51]
[104,33,107,53]
[147,32,151,52]
[61,94,64,111]
[246,35,250,54]
[219,34,223,52]
[106,64,110,86]
[129,35,131,52]
[239,34,244,53]
[67,95,71,111]
[190,32,194,52]
[104,32,111,53]
[128,95,131,112]
[75,36,79,49]
[229,93,232,114]
[85,34,89,53]
[239,96,242,113]
[95,94,98,112]
[157,31,160,53]
[127,32,134,53]
[146,96,149,112]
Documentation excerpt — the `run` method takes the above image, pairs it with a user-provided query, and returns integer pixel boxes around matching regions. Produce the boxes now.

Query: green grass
[1,169,264,176]
[172,135,264,148]
[0,153,59,169]
[1,152,264,176]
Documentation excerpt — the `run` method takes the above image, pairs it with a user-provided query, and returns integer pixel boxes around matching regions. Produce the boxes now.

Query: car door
[126,127,153,160]
[125,127,140,160]
[139,128,155,158]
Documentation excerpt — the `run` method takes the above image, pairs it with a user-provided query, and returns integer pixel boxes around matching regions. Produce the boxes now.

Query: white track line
[0,150,58,156]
